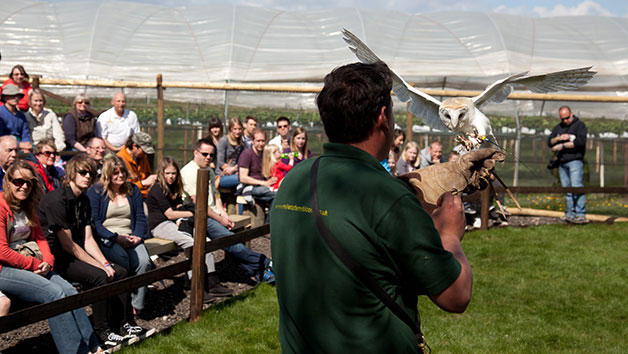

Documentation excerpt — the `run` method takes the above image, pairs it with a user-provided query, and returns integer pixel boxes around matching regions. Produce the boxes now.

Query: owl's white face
[439,97,474,132]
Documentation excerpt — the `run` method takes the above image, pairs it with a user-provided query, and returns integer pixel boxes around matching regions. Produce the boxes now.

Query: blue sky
[117,0,627,17]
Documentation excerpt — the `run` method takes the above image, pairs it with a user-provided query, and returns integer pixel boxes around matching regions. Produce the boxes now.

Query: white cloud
[532,1,613,17]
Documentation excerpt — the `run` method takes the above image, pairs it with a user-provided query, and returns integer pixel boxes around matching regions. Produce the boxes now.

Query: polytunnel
[1,0,627,118]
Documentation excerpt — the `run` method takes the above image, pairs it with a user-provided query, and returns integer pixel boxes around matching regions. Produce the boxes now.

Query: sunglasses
[76,100,90,105]
[40,151,58,157]
[77,169,91,176]
[278,125,289,129]
[9,177,34,189]
[199,152,215,158]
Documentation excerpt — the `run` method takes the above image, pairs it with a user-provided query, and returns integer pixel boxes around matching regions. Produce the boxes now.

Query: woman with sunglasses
[1,65,32,112]
[38,154,143,349]
[0,160,105,353]
[88,157,153,318]
[24,88,66,151]
[147,157,232,301]
[63,93,96,153]
[25,139,61,193]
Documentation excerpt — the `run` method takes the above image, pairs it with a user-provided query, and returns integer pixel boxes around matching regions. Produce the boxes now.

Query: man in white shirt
[96,93,140,152]
[180,138,274,283]
[268,116,291,150]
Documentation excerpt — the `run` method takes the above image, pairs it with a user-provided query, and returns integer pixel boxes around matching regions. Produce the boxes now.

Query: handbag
[309,157,429,353]
[16,241,43,261]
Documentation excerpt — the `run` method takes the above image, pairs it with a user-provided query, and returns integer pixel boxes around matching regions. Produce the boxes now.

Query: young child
[263,144,292,192]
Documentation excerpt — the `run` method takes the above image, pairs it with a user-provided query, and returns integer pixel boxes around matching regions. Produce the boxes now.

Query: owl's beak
[450,113,459,130]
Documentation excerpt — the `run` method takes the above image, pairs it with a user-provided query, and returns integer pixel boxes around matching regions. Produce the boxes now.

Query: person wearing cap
[96,93,140,153]
[0,83,32,152]
[116,132,156,198]
[1,64,32,112]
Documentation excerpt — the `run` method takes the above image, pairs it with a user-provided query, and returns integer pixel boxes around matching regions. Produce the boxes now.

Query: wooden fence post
[190,169,209,322]
[480,188,490,230]
[624,143,628,187]
[156,74,165,163]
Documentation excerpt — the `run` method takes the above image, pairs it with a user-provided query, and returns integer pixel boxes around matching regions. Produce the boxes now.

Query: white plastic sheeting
[1,0,627,118]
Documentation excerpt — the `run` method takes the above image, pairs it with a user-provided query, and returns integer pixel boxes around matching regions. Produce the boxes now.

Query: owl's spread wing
[342,29,447,132]
[474,66,596,108]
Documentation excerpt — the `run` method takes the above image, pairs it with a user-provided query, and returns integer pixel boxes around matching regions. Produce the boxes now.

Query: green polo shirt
[270,143,461,354]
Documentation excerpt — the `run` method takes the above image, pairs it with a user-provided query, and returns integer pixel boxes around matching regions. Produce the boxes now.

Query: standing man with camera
[270,62,482,353]
[548,106,588,224]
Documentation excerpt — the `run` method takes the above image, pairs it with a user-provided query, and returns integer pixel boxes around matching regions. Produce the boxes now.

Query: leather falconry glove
[398,148,506,212]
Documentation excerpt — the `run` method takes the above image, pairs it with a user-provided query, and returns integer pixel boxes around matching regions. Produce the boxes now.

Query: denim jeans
[100,242,153,310]
[558,159,586,218]
[218,174,239,189]
[0,267,99,353]
[206,217,268,277]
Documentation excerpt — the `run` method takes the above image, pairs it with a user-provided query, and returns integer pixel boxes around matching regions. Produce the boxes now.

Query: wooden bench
[144,214,251,257]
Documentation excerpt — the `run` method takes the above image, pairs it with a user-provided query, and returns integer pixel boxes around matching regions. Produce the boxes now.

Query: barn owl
[342,29,596,150]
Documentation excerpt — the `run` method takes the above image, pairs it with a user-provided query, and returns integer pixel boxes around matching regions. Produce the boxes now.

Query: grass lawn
[123,223,627,353]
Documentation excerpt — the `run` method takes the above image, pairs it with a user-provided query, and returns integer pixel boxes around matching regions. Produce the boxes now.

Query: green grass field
[122,223,628,353]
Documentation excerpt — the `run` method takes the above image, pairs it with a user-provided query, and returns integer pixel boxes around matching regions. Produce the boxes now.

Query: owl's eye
[460,112,465,119]
[444,113,450,120]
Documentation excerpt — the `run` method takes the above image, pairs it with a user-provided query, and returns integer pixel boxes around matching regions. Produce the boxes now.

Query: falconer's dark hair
[316,62,392,144]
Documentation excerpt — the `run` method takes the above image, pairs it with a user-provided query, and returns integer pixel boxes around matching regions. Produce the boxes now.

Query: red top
[0,193,54,272]
[1,78,33,111]
[270,161,292,191]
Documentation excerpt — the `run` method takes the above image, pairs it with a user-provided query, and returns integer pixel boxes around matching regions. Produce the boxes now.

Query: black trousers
[55,257,131,338]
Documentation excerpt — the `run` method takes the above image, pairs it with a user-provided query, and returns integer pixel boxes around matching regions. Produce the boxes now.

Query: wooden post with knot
[190,169,209,322]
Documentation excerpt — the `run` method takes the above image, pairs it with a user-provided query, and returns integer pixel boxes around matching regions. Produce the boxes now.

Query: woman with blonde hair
[262,144,292,192]
[0,160,104,353]
[215,117,244,188]
[63,93,95,152]
[281,127,312,166]
[396,141,420,175]
[87,156,153,316]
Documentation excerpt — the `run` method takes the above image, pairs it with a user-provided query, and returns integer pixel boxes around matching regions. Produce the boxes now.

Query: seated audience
[419,140,444,168]
[86,137,107,178]
[1,65,32,112]
[391,128,405,163]
[281,127,312,166]
[38,154,148,349]
[396,141,420,175]
[88,157,153,316]
[146,157,233,301]
[388,150,398,176]
[242,115,257,148]
[24,88,66,151]
[268,116,291,151]
[181,139,274,283]
[0,160,104,354]
[63,94,96,152]
[205,117,224,170]
[238,129,277,208]
[215,118,245,189]
[96,93,140,153]
[262,144,292,192]
[117,132,156,198]
[26,139,61,193]
[0,136,18,191]
[0,84,32,152]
